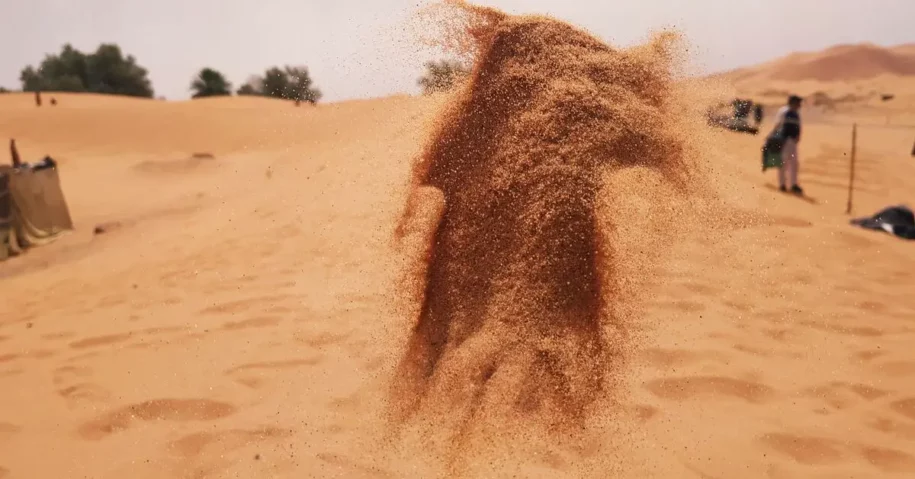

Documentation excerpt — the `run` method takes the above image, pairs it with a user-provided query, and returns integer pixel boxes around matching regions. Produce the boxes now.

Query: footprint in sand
[722,299,753,313]
[53,365,110,407]
[224,359,322,389]
[166,427,296,478]
[220,316,282,332]
[759,432,915,472]
[69,327,192,352]
[0,350,53,363]
[758,433,848,465]
[891,397,915,421]
[628,404,660,422]
[801,319,885,338]
[27,349,56,360]
[77,398,237,440]
[0,422,20,443]
[768,215,813,228]
[41,331,77,341]
[803,382,889,411]
[643,376,775,403]
[69,332,135,350]
[680,282,722,296]
[293,329,352,349]
[856,300,890,314]
[732,343,777,358]
[762,328,794,342]
[860,446,915,473]
[871,417,915,440]
[639,348,729,369]
[316,452,393,477]
[198,294,292,316]
[875,361,915,378]
[668,300,706,313]
[855,349,885,362]
[199,299,256,315]
[170,426,291,458]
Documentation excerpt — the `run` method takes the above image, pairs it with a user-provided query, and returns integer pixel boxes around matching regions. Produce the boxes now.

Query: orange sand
[2,10,915,479]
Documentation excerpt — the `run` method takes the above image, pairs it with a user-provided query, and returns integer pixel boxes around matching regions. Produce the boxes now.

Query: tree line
[1,43,473,102]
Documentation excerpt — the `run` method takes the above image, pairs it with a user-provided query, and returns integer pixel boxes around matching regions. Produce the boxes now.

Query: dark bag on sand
[850,205,915,240]
[761,133,784,171]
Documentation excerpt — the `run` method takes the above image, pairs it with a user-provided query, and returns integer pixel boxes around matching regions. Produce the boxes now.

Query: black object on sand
[850,205,915,240]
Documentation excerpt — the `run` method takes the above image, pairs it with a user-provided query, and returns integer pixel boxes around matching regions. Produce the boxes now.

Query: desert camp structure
[1,141,73,260]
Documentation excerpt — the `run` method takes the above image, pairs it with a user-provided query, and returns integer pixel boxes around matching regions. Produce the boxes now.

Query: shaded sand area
[3,7,915,479]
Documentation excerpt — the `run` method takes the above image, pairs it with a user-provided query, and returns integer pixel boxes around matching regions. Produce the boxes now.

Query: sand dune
[2,7,915,479]
[720,43,915,82]
[714,43,915,109]
[891,43,915,56]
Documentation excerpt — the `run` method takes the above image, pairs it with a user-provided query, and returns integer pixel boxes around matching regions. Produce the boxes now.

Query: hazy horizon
[2,0,913,102]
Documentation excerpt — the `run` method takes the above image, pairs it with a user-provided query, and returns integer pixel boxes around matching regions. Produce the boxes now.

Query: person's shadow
[763,183,819,204]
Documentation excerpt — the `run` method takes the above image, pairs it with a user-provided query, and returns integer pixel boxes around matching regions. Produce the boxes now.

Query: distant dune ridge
[716,42,915,84]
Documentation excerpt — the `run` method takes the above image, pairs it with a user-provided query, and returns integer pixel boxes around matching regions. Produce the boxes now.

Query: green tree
[260,67,288,99]
[260,66,322,103]
[418,59,470,95]
[190,67,232,98]
[237,84,258,95]
[235,75,263,96]
[19,43,154,97]
[238,66,321,103]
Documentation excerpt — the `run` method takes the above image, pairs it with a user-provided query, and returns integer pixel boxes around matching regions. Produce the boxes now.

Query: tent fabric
[0,165,73,260]
[850,205,915,240]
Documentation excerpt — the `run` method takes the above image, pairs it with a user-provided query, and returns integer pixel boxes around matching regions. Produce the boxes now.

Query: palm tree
[190,68,231,98]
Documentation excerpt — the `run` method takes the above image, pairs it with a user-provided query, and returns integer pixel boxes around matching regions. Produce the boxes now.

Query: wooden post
[9,139,21,167]
[846,123,857,215]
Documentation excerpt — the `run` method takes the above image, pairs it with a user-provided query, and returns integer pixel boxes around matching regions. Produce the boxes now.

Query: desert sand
[2,7,915,479]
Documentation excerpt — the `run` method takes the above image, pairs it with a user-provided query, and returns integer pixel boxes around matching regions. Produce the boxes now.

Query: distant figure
[34,90,42,107]
[754,104,763,126]
[9,139,22,167]
[50,97,57,106]
[773,95,804,195]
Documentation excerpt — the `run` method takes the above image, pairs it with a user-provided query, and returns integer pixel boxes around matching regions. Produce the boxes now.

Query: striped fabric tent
[0,164,73,261]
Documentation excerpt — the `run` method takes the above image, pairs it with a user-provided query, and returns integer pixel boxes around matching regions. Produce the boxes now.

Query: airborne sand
[2,4,915,479]
[388,4,718,475]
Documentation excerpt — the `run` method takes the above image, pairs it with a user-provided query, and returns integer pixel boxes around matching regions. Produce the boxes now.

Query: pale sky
[2,0,913,102]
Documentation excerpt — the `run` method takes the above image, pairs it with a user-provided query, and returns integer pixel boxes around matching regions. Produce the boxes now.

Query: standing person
[773,95,803,194]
